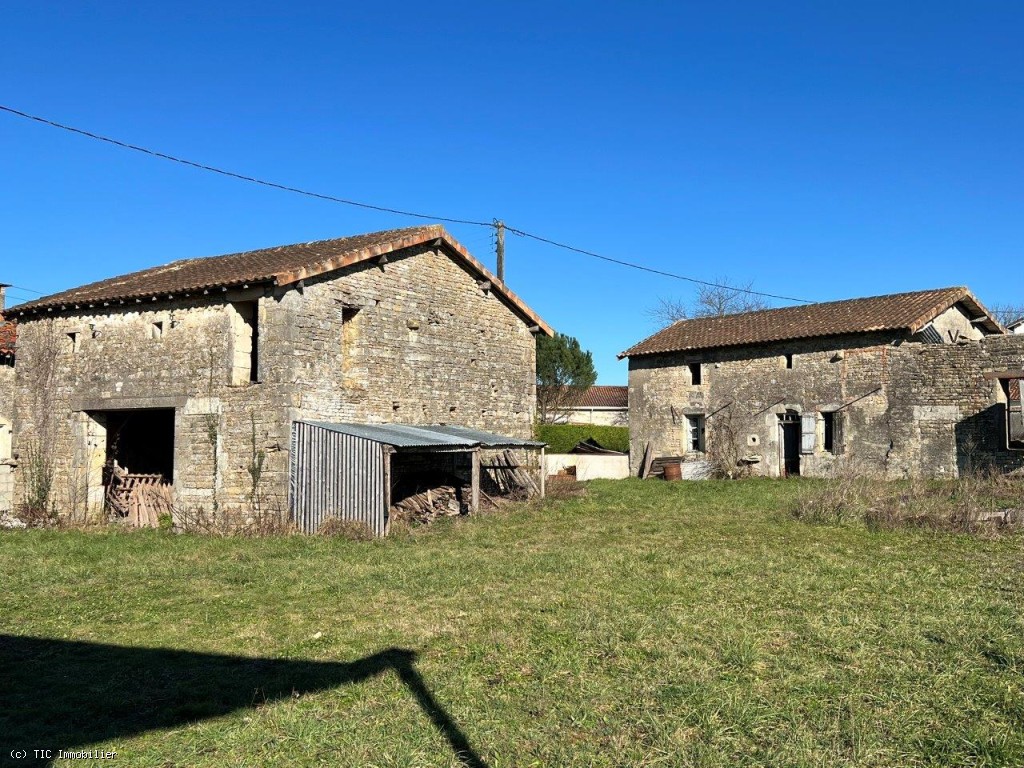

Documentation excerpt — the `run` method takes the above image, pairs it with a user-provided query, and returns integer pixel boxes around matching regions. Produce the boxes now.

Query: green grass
[535,423,630,453]
[2,479,1023,767]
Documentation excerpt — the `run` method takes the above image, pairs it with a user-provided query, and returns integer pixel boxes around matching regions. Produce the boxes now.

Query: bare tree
[988,303,1024,328]
[647,278,769,327]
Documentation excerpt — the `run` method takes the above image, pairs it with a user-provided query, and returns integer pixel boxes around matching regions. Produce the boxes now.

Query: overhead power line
[0,105,491,228]
[0,104,814,306]
[504,227,812,304]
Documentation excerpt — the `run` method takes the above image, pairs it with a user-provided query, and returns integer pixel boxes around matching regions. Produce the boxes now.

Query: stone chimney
[0,284,8,313]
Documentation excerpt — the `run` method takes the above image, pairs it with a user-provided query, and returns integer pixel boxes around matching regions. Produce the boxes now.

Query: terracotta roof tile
[15,225,552,335]
[572,385,628,409]
[621,287,1001,358]
[0,319,14,355]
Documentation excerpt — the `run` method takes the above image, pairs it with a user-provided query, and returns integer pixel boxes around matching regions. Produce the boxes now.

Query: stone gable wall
[284,243,536,436]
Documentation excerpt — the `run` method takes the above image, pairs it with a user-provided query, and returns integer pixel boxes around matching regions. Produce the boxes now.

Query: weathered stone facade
[11,240,540,520]
[628,307,1024,479]
[0,363,15,511]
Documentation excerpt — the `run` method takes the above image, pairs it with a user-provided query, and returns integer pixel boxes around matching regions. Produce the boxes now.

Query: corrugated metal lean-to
[290,421,390,536]
[290,421,546,536]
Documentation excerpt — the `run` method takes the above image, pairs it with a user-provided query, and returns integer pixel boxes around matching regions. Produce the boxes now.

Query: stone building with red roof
[9,226,550,527]
[555,385,628,426]
[621,287,1024,479]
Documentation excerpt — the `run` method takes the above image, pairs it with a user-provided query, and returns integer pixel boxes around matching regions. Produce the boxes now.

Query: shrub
[792,468,1024,536]
[534,424,629,454]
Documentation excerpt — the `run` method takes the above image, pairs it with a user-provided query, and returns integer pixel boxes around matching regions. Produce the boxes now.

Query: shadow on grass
[0,634,488,768]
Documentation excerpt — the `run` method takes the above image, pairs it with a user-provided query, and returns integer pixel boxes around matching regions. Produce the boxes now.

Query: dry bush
[705,403,755,480]
[174,498,295,537]
[792,466,1024,536]
[318,517,376,541]
[543,476,589,500]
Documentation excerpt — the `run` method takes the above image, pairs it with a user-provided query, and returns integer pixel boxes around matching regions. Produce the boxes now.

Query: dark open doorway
[103,409,175,483]
[778,410,801,477]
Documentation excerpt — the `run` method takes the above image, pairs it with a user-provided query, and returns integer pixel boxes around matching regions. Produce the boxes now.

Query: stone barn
[9,225,550,528]
[621,287,1024,479]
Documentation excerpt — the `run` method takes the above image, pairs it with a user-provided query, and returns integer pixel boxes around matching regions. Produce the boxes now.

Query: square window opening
[688,362,702,386]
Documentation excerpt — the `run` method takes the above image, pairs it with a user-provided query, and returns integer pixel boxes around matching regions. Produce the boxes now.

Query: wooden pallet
[107,473,173,528]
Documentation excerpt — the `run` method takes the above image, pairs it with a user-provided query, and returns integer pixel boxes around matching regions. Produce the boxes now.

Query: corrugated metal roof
[426,424,546,448]
[301,421,545,449]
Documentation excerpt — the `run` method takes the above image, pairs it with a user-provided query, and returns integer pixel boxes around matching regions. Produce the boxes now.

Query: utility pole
[494,220,505,282]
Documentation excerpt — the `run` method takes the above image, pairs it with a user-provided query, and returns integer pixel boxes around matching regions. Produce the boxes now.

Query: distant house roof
[568,385,628,409]
[14,225,552,335]
[620,287,1003,358]
[0,317,15,355]
[1009,317,1024,332]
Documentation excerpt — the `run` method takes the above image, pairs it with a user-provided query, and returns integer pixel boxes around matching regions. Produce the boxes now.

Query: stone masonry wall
[0,364,15,511]
[629,331,897,477]
[629,329,1024,479]
[12,292,295,519]
[283,242,536,436]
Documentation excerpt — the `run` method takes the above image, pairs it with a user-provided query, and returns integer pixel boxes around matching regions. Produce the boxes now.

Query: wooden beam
[471,448,481,515]
[985,370,1024,380]
[539,446,546,498]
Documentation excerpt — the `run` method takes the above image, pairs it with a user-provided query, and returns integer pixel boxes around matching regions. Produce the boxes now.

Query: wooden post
[494,220,505,282]
[383,447,393,536]
[471,448,481,514]
[539,446,546,498]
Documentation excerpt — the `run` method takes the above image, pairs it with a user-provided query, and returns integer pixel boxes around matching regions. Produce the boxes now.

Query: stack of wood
[390,485,466,525]
[482,450,540,498]
[106,471,174,528]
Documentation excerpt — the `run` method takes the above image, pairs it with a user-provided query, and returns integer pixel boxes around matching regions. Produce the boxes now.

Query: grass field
[2,479,1022,767]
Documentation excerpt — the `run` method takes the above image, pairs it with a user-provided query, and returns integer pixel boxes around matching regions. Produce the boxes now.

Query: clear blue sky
[2,2,1022,383]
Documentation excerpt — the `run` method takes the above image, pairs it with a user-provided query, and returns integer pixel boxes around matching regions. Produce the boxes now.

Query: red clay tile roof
[571,385,628,409]
[620,287,1002,358]
[15,225,552,335]
[0,319,14,355]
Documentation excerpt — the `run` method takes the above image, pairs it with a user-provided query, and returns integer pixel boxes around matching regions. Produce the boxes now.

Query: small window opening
[341,306,360,353]
[784,353,794,369]
[68,332,80,353]
[688,362,702,385]
[1005,379,1023,449]
[686,414,706,452]
[151,321,164,340]
[229,301,259,385]
[823,412,835,454]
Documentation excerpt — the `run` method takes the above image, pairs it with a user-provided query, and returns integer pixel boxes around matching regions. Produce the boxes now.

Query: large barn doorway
[778,411,801,477]
[93,408,176,526]
[104,409,175,480]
